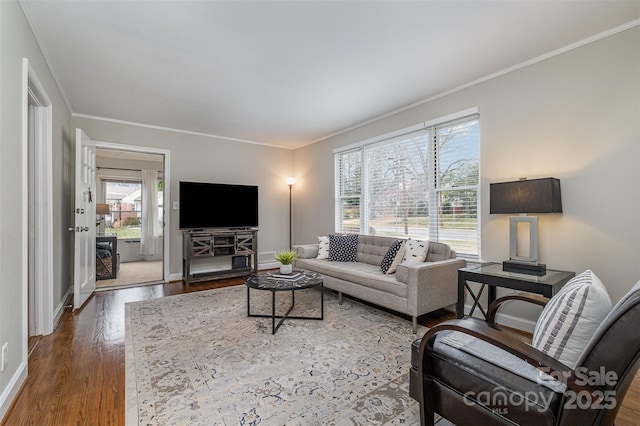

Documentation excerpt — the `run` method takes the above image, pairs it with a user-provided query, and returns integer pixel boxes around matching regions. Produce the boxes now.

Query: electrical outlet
[1,343,7,373]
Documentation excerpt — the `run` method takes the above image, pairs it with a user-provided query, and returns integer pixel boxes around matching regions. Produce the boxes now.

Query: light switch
[173,201,179,210]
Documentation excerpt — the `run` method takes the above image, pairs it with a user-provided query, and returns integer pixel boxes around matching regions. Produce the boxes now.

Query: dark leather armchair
[409,283,640,426]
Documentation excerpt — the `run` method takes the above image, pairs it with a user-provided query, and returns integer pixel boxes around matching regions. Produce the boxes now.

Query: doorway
[24,59,54,347]
[93,145,170,290]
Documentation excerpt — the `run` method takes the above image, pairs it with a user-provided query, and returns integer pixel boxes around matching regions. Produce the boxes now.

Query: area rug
[125,284,431,425]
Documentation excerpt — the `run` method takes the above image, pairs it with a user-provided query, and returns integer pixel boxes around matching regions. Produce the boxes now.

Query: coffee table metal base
[247,285,324,334]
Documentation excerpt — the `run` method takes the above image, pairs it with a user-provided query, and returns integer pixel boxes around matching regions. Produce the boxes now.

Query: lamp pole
[286,177,296,249]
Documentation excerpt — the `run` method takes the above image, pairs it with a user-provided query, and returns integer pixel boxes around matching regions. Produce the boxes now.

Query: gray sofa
[294,235,466,333]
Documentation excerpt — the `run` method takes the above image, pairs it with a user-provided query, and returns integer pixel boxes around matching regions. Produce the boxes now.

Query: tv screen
[179,181,259,230]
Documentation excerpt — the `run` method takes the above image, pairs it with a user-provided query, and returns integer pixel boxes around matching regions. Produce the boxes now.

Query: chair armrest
[486,293,549,324]
[418,318,600,397]
[293,244,319,259]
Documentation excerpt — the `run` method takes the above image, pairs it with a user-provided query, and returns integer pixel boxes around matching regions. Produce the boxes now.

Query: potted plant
[274,249,298,274]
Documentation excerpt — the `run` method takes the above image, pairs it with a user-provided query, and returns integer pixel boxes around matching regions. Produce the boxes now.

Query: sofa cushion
[295,258,408,298]
[317,236,330,259]
[403,238,428,263]
[329,234,358,262]
[356,235,397,266]
[425,241,454,262]
[532,269,611,369]
[380,239,404,274]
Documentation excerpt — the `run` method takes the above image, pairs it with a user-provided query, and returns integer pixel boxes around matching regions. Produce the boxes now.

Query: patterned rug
[125,284,430,425]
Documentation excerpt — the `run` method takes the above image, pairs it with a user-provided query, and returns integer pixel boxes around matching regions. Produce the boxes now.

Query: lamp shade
[490,178,562,214]
[96,203,111,215]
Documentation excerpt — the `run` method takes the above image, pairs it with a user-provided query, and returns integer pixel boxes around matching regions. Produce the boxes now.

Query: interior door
[73,128,97,310]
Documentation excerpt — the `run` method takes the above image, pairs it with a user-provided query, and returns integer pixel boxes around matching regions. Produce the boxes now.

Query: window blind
[334,111,480,257]
[363,130,430,238]
[432,116,479,256]
[334,149,362,233]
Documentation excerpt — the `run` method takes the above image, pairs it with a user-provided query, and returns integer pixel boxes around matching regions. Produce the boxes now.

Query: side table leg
[488,285,497,309]
[457,272,465,318]
[272,291,276,334]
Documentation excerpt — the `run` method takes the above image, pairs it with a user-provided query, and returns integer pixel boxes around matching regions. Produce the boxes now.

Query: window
[102,179,164,240]
[334,112,479,258]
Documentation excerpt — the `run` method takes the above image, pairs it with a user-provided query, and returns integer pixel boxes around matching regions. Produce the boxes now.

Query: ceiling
[20,1,640,149]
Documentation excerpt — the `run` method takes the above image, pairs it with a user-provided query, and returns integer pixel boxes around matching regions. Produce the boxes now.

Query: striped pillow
[532,269,611,369]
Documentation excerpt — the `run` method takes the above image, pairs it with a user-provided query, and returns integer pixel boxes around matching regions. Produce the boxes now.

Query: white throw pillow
[402,238,429,263]
[532,269,612,369]
[316,236,330,259]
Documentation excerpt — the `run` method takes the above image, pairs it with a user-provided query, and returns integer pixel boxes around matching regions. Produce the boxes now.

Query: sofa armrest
[397,258,467,315]
[293,244,319,259]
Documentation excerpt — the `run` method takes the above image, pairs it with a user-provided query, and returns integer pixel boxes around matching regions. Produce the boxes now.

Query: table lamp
[490,177,562,275]
[96,203,111,230]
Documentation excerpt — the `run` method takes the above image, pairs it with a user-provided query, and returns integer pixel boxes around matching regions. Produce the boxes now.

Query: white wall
[0,1,73,419]
[71,116,295,278]
[294,26,640,314]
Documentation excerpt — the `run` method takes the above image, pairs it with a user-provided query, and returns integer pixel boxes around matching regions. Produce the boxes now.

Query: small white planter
[280,264,293,274]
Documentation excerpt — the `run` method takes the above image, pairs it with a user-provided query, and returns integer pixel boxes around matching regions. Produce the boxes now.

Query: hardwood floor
[2,279,639,425]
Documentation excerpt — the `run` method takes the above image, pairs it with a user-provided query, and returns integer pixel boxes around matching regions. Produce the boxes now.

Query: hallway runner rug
[125,284,430,425]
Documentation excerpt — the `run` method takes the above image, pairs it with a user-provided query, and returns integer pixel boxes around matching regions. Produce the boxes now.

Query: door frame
[94,141,171,283]
[22,58,54,338]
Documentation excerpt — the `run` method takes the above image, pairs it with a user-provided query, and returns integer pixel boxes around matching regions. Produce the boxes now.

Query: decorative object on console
[286,177,295,249]
[274,249,298,274]
[96,203,110,228]
[490,177,562,275]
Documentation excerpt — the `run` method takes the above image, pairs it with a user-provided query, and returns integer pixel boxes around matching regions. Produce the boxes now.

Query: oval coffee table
[245,270,323,334]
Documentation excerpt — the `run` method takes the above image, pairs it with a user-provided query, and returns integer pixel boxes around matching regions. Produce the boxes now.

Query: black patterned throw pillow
[380,239,404,274]
[328,234,358,262]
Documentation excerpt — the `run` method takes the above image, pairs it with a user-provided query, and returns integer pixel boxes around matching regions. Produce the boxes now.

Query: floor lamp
[286,177,296,249]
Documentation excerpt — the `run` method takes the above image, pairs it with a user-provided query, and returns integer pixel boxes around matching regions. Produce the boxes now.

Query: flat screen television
[179,181,259,230]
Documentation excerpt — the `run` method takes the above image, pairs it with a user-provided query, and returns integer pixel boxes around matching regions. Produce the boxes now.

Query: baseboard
[493,311,536,333]
[52,287,72,331]
[463,303,536,333]
[258,261,279,270]
[0,361,27,423]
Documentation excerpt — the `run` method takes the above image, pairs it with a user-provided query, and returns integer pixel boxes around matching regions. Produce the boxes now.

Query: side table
[96,234,118,280]
[457,262,575,319]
